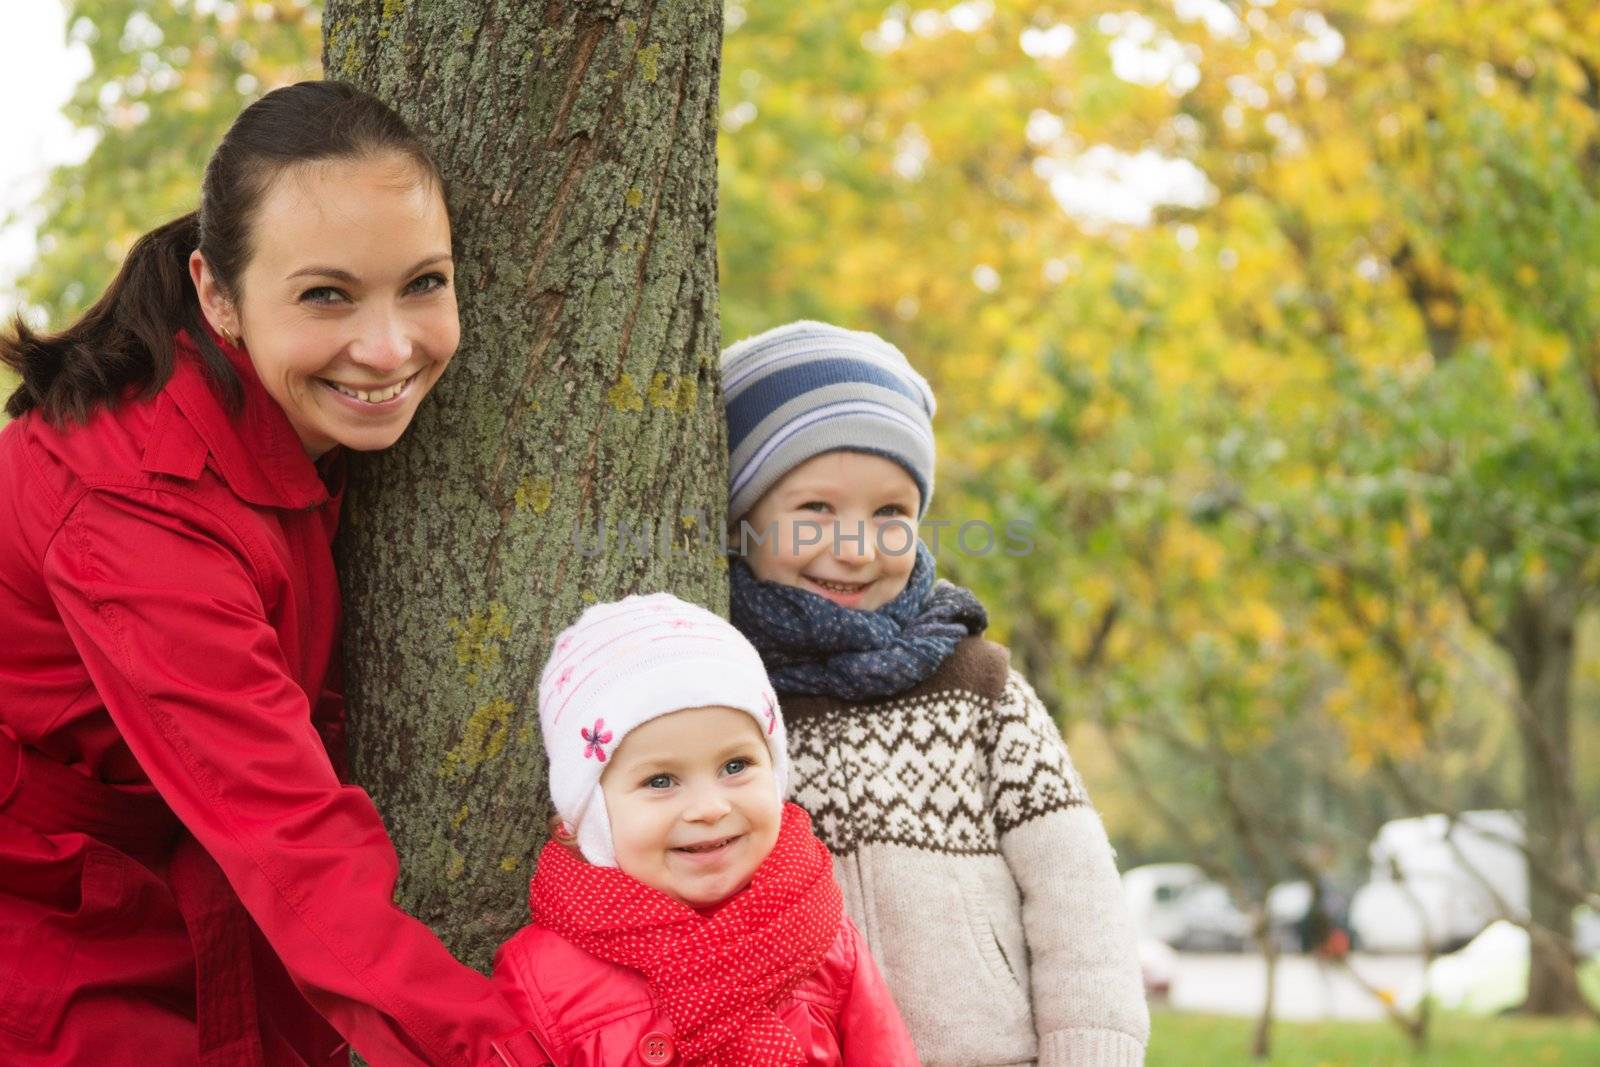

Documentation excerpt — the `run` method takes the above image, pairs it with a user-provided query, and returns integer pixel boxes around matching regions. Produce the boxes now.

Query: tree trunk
[324,0,725,971]
[1501,580,1589,1014]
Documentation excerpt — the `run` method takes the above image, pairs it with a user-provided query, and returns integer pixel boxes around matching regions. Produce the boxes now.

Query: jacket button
[638,1030,675,1065]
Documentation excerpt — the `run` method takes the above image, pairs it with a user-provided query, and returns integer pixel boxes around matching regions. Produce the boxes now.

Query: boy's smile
[739,450,922,612]
[599,706,781,907]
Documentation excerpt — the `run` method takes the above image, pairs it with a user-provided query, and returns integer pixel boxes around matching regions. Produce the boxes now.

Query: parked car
[1166,881,1254,952]
[1138,936,1178,1001]
[1350,811,1527,954]
[1122,862,1207,946]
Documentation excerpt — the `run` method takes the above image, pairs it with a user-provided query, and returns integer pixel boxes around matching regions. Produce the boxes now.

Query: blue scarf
[729,541,988,702]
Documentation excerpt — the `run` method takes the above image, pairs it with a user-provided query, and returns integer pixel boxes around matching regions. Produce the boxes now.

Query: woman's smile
[317,368,423,409]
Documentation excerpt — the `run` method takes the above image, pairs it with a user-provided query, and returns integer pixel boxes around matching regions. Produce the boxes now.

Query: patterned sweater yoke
[781,637,1150,1067]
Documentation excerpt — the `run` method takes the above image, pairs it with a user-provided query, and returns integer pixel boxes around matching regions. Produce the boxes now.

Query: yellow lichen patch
[625,187,644,209]
[676,379,699,411]
[447,850,466,881]
[440,699,515,778]
[451,804,470,830]
[647,372,677,409]
[499,854,522,872]
[448,603,512,672]
[646,373,698,412]
[638,43,661,83]
[516,476,554,514]
[607,374,644,412]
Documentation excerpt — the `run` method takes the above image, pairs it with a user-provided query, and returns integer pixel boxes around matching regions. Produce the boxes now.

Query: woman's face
[192,152,459,457]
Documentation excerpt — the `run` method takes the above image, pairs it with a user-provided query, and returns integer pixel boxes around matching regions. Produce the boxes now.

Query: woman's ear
[189,250,241,342]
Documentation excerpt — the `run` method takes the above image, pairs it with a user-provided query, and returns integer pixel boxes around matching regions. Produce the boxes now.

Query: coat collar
[145,326,334,511]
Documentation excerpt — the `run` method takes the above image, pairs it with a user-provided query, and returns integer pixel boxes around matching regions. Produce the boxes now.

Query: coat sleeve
[987,668,1149,1067]
[835,918,921,1065]
[42,487,533,1067]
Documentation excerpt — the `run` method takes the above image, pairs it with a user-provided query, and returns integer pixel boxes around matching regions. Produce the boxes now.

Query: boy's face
[599,706,782,908]
[739,450,920,612]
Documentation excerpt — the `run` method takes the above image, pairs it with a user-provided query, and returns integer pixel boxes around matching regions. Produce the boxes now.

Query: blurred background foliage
[6,0,1599,1007]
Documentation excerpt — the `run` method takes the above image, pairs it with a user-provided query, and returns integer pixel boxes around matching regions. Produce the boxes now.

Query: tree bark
[1501,580,1589,1014]
[323,0,725,970]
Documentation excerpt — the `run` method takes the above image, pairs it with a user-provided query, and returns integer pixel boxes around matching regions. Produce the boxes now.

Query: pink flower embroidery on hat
[554,666,575,691]
[581,719,613,762]
[761,694,777,736]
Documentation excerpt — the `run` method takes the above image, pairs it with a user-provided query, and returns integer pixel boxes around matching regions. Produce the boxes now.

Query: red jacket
[0,337,541,1066]
[493,916,920,1065]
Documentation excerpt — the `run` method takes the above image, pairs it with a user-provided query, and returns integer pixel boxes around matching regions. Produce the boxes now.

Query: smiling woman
[190,154,460,457]
[0,82,546,1066]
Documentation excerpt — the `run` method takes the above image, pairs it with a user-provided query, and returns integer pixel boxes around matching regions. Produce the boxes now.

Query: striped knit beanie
[722,320,937,522]
[538,592,789,867]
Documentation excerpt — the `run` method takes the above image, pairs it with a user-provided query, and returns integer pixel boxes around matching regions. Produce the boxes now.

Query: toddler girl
[492,593,918,1066]
[722,321,1149,1066]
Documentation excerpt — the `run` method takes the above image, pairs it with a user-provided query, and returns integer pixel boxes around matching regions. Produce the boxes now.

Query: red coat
[0,338,541,1066]
[492,917,920,1065]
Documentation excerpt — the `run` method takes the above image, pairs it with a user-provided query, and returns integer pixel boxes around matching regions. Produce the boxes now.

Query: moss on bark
[324,0,724,971]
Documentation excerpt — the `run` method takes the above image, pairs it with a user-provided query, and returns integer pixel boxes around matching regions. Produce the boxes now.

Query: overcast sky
[1,3,92,318]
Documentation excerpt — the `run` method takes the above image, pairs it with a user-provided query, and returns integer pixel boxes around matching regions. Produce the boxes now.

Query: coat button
[638,1030,675,1065]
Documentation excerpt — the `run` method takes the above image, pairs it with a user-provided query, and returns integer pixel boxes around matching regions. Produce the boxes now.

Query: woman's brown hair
[2,80,442,424]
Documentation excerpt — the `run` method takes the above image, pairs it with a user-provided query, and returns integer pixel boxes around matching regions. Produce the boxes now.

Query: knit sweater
[780,636,1149,1067]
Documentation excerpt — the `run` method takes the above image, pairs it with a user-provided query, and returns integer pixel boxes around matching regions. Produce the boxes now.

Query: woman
[0,82,547,1066]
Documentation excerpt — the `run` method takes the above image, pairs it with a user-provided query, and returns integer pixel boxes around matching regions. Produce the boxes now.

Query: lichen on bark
[324,0,725,971]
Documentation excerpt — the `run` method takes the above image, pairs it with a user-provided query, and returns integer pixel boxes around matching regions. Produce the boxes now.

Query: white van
[1349,811,1527,953]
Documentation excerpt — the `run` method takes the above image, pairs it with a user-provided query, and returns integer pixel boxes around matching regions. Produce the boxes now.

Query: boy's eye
[406,272,449,295]
[643,773,674,790]
[300,286,348,305]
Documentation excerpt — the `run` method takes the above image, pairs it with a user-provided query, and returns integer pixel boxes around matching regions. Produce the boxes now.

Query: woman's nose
[349,307,413,374]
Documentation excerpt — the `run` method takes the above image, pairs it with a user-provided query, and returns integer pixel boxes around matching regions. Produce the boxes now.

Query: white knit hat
[538,592,788,867]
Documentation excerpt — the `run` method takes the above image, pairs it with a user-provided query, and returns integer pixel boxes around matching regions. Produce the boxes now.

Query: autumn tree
[324,0,727,967]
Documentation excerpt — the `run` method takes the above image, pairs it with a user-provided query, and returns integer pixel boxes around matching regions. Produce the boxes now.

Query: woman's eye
[643,774,673,790]
[406,272,449,295]
[300,286,348,305]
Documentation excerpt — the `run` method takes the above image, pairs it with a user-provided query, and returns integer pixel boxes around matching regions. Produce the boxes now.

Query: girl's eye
[406,272,449,296]
[875,504,906,517]
[644,774,673,790]
[300,286,348,306]
[798,501,830,513]
[722,758,750,776]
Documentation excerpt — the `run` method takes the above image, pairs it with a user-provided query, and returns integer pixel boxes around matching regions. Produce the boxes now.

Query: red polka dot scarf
[529,803,843,1066]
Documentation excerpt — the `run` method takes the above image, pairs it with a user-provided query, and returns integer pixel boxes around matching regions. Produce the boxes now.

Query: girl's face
[599,706,781,908]
[191,152,459,458]
[739,450,921,611]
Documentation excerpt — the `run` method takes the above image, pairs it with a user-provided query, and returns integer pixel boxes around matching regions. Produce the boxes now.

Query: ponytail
[1,213,240,424]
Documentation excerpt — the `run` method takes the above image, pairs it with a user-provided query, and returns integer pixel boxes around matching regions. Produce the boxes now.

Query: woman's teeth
[327,374,413,403]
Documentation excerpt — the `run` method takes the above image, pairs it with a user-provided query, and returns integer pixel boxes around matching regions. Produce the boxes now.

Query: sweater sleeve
[987,668,1149,1067]
[42,488,533,1067]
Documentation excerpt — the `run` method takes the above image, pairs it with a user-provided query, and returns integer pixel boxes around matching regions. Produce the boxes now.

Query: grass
[1149,1009,1600,1066]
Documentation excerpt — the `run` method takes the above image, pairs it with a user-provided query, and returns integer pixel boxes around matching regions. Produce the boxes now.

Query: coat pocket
[0,847,131,1043]
[958,869,1032,1012]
